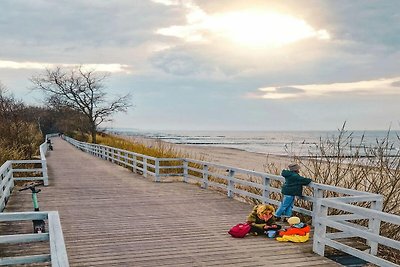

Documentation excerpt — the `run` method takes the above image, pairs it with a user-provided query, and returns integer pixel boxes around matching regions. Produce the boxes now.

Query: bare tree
[31,66,132,143]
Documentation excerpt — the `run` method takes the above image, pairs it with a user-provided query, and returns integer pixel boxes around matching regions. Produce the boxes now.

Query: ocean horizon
[109,128,400,157]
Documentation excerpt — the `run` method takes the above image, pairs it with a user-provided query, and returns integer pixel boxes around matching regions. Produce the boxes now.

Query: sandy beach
[118,134,294,174]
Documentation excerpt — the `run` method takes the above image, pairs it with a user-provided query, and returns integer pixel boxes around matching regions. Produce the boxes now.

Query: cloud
[247,86,305,99]
[150,0,181,6]
[251,77,400,99]
[150,49,209,75]
[154,1,330,47]
[275,87,305,94]
[0,0,182,63]
[391,81,400,87]
[0,60,131,73]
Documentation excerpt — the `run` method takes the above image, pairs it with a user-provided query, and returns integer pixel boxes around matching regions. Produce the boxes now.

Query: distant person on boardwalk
[274,163,312,221]
[276,216,310,242]
[246,204,281,235]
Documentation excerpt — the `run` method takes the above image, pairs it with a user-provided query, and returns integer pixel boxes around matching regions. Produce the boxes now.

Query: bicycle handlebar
[19,182,44,192]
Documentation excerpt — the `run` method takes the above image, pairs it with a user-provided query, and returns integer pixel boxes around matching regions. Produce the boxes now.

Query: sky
[1,0,400,131]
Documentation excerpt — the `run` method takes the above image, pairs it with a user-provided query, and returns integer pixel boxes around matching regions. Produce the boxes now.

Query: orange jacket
[279,225,310,237]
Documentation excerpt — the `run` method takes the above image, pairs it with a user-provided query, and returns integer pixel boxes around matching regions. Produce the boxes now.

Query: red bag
[228,223,251,238]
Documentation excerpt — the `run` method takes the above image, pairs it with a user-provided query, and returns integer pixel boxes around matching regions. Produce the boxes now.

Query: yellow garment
[276,233,309,243]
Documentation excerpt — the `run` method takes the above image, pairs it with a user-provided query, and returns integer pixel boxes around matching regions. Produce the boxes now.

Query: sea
[109,129,400,157]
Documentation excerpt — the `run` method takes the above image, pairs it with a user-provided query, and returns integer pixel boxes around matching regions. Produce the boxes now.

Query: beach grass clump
[96,133,185,159]
[0,143,25,165]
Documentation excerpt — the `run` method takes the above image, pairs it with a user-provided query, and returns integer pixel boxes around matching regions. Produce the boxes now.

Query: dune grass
[95,133,189,159]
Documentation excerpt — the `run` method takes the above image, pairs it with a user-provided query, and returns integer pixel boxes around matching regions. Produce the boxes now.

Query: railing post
[132,155,137,172]
[0,171,3,211]
[143,158,147,178]
[312,187,324,226]
[42,160,49,186]
[155,159,160,182]
[313,199,328,256]
[368,197,383,255]
[106,147,110,161]
[116,150,120,163]
[124,152,129,167]
[262,175,270,204]
[4,162,14,211]
[202,165,209,189]
[111,148,115,163]
[102,146,106,159]
[227,169,235,198]
[183,160,188,183]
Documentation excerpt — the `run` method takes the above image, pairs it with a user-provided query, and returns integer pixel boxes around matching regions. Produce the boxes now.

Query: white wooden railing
[0,133,69,267]
[0,211,68,266]
[64,136,400,267]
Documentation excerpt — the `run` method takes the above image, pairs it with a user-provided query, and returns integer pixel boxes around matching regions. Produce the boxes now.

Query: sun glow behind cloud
[154,1,330,47]
[250,78,400,99]
[206,11,330,47]
[0,60,130,73]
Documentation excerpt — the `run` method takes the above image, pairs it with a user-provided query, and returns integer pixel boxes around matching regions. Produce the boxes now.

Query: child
[276,216,310,242]
[274,163,312,221]
[246,204,280,235]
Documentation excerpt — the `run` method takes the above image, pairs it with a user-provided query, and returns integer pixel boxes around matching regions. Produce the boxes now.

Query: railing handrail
[64,136,400,267]
[321,198,399,224]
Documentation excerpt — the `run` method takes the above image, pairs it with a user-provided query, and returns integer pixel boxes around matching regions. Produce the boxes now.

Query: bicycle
[19,182,46,233]
[47,139,53,151]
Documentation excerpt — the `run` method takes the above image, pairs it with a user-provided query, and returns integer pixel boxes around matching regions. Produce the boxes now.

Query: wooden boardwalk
[1,138,341,266]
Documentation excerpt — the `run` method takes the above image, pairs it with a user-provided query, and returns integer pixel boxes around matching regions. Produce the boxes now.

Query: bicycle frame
[32,189,40,211]
[19,183,46,233]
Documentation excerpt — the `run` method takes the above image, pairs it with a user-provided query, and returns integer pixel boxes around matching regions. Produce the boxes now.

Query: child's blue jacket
[281,170,312,196]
